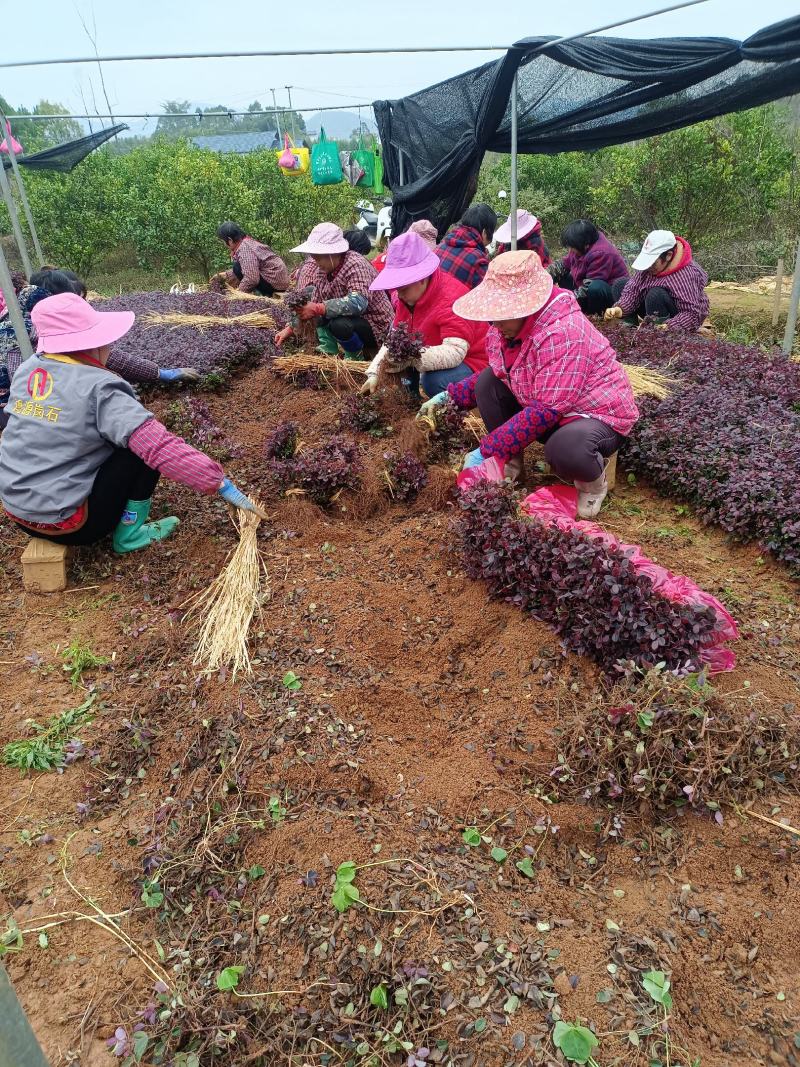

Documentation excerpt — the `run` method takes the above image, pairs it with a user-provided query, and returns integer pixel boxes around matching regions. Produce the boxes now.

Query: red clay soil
[1,363,799,1067]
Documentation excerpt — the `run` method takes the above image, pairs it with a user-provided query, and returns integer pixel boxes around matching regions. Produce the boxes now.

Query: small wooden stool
[21,538,70,593]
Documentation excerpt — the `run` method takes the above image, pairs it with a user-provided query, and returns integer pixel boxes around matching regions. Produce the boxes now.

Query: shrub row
[455,481,720,675]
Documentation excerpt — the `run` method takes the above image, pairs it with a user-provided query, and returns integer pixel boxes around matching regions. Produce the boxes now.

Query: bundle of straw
[621,363,674,399]
[143,310,276,331]
[187,505,269,678]
[272,353,370,391]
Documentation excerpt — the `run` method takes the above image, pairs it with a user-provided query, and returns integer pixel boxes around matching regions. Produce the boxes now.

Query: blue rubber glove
[417,391,449,419]
[159,368,201,383]
[218,478,263,516]
[462,447,485,470]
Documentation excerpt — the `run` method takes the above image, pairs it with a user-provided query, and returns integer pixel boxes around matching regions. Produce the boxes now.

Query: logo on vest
[27,368,54,402]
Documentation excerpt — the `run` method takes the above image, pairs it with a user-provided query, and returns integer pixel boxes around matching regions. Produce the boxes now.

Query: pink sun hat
[408,219,438,249]
[453,250,553,321]
[31,293,135,354]
[494,209,539,245]
[292,222,350,255]
[369,231,440,291]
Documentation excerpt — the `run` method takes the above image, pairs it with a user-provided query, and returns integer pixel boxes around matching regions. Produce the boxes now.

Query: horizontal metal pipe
[0,45,506,70]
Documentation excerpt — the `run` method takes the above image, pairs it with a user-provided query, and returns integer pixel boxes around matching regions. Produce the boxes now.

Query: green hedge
[5,140,364,277]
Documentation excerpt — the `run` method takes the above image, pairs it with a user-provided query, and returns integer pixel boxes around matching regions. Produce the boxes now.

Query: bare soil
[1,363,799,1067]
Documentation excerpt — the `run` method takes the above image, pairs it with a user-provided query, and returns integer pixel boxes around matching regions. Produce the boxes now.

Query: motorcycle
[355,200,378,245]
[355,198,392,247]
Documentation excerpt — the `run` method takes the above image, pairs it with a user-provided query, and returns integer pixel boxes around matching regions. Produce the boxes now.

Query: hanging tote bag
[372,148,384,195]
[311,127,343,186]
[276,134,309,176]
[352,134,375,188]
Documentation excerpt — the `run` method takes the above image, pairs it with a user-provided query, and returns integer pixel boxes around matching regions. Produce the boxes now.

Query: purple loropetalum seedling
[384,322,424,369]
[278,435,361,507]
[338,393,388,436]
[605,321,800,572]
[455,481,719,674]
[99,290,289,379]
[264,421,299,461]
[383,451,428,502]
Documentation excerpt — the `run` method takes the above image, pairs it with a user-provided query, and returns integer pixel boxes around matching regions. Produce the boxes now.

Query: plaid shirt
[435,226,489,290]
[616,237,708,331]
[448,290,638,462]
[6,344,161,384]
[227,236,290,293]
[296,250,393,342]
[488,290,638,433]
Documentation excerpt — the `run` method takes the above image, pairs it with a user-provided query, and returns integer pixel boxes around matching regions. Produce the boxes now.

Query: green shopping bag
[311,126,343,186]
[353,134,375,188]
[373,148,384,195]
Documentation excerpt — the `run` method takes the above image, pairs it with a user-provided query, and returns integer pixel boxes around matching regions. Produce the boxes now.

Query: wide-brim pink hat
[369,231,440,291]
[292,222,350,255]
[494,210,539,245]
[31,292,134,353]
[453,250,553,321]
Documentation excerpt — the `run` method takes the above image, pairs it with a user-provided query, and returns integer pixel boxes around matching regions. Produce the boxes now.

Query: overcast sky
[3,0,798,135]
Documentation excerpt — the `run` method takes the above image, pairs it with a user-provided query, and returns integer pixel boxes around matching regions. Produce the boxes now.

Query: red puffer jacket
[393,268,488,372]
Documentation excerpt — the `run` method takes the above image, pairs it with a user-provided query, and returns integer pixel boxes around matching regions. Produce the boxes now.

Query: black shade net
[3,124,128,173]
[374,16,800,236]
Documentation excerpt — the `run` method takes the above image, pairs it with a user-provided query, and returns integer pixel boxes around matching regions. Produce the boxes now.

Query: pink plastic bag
[0,120,23,155]
[520,484,739,673]
[456,456,505,490]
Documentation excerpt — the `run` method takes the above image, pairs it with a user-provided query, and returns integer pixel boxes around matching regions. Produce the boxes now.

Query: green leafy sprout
[62,638,109,688]
[2,694,96,772]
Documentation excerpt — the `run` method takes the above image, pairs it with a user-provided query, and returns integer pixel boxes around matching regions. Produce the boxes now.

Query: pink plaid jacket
[487,290,639,435]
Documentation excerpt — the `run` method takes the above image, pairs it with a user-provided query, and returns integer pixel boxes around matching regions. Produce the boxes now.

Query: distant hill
[304,110,377,139]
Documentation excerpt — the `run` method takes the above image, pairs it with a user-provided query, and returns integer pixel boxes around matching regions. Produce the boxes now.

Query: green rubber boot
[112,499,180,554]
[315,326,339,355]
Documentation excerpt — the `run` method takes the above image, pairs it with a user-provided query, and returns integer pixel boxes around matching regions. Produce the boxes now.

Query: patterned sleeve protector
[479,401,560,461]
[447,372,480,409]
[323,291,369,318]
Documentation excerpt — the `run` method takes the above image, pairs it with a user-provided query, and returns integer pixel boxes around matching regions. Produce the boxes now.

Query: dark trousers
[611,278,677,321]
[231,260,276,297]
[325,316,377,350]
[561,274,624,316]
[474,368,624,482]
[17,448,160,547]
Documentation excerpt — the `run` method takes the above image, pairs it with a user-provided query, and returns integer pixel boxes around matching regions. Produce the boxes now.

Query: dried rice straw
[143,310,276,331]
[272,353,370,391]
[186,505,269,678]
[223,288,282,304]
[621,362,674,399]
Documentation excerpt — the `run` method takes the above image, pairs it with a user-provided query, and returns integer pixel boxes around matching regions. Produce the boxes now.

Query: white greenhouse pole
[0,238,34,360]
[782,238,800,356]
[0,157,32,278]
[1,122,45,266]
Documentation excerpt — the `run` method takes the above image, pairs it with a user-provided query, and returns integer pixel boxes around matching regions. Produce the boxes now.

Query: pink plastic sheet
[520,484,739,672]
[456,456,505,489]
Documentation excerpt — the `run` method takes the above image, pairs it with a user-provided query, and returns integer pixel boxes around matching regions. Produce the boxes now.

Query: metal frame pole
[285,86,298,140]
[270,89,282,139]
[1,112,44,266]
[398,150,405,186]
[0,159,32,278]
[782,237,800,356]
[510,71,519,251]
[0,232,34,361]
